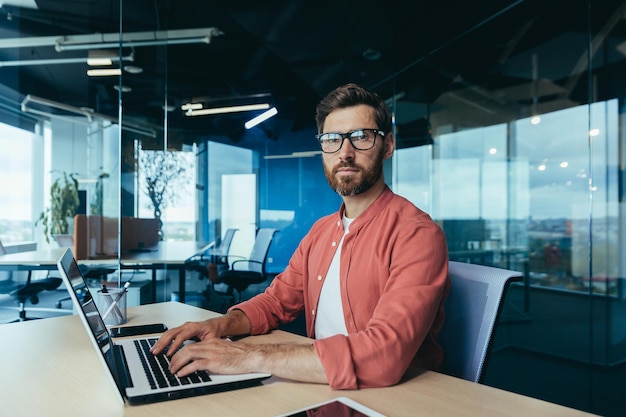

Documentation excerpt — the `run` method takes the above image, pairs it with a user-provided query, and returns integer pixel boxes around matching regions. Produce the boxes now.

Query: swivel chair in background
[0,240,63,322]
[184,228,238,303]
[213,228,277,305]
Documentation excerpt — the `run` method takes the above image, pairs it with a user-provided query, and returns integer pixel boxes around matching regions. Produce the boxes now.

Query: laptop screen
[57,249,120,388]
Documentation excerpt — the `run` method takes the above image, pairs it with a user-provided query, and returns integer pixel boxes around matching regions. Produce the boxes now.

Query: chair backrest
[215,228,238,257]
[246,228,277,273]
[0,240,15,290]
[438,261,523,383]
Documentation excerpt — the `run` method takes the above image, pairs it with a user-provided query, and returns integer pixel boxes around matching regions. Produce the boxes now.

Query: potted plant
[89,170,110,216]
[36,171,80,243]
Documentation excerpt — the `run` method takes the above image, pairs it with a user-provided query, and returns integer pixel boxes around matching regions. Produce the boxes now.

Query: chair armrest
[230,259,263,271]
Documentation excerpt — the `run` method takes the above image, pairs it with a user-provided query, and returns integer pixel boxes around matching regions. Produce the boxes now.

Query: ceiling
[1,0,626,153]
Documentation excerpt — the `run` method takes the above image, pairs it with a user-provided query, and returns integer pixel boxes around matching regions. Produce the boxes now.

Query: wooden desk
[0,242,204,303]
[0,302,595,417]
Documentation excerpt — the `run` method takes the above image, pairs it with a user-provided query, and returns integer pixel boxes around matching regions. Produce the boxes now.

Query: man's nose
[337,137,356,160]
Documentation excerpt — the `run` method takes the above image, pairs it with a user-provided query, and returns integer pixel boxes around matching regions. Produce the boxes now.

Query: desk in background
[0,242,203,303]
[0,302,596,417]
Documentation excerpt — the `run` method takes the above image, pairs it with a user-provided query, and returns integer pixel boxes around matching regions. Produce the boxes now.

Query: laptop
[56,248,271,405]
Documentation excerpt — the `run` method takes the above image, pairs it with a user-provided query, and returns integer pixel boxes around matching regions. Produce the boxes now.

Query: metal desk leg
[151,269,157,303]
[179,267,186,304]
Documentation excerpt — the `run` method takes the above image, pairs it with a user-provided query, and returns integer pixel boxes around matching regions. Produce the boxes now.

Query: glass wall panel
[389,1,625,415]
[3,1,626,415]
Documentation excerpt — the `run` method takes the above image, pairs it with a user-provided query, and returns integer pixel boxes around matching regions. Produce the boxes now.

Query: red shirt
[233,187,449,389]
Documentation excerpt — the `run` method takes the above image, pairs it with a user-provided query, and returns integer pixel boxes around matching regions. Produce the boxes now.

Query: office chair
[186,228,239,279]
[184,228,238,302]
[0,240,63,322]
[213,228,277,304]
[438,261,523,383]
[0,241,15,294]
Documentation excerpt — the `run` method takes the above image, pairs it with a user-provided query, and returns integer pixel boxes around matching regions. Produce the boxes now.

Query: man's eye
[350,130,366,140]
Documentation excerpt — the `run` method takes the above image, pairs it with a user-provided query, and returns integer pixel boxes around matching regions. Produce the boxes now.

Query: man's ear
[383,133,395,160]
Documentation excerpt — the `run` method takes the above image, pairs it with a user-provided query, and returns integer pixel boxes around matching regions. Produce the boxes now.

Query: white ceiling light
[87,57,112,66]
[87,68,121,77]
[113,85,132,93]
[264,151,322,160]
[123,65,143,74]
[181,102,203,111]
[0,52,132,67]
[245,107,278,129]
[185,103,270,116]
[87,50,117,66]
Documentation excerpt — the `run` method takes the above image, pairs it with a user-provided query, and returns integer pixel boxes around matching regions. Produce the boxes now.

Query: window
[137,147,196,241]
[0,123,35,243]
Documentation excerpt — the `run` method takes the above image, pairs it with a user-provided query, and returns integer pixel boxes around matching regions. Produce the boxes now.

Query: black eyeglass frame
[315,128,385,153]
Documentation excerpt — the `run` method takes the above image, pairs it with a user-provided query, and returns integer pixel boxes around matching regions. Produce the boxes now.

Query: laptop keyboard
[134,338,212,389]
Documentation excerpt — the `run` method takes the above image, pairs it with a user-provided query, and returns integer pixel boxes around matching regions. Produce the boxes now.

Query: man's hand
[149,320,218,356]
[168,338,328,384]
[150,309,251,357]
[150,309,328,384]
[167,338,258,377]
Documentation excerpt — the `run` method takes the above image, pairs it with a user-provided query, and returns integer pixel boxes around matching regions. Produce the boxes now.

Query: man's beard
[323,148,384,197]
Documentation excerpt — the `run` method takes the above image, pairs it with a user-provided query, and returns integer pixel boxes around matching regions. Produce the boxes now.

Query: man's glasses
[315,128,385,153]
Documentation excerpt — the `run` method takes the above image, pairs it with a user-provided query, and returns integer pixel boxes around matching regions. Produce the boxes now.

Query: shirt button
[337,221,341,226]
[332,241,336,247]
[312,309,316,316]
[317,275,322,281]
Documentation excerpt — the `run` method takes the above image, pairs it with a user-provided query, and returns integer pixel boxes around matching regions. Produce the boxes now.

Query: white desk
[0,302,596,417]
[0,242,204,303]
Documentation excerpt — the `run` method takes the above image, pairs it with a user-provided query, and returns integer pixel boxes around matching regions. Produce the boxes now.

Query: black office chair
[213,228,277,304]
[0,240,63,322]
[186,228,238,277]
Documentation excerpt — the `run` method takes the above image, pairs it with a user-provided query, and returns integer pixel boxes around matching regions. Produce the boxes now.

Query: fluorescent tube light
[0,53,132,68]
[87,68,122,76]
[185,103,270,116]
[87,50,117,66]
[245,107,278,129]
[264,150,322,160]
[87,58,112,65]
[181,102,203,111]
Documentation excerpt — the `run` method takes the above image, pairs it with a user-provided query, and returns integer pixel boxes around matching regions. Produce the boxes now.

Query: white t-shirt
[314,215,354,339]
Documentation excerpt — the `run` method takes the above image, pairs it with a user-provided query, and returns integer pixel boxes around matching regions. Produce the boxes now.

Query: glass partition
[387,2,625,415]
[2,0,626,414]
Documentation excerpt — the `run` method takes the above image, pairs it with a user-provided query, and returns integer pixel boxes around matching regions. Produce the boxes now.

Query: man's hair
[315,83,392,134]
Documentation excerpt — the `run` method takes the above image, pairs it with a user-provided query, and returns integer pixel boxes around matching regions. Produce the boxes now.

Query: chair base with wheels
[185,228,238,307]
[8,273,63,322]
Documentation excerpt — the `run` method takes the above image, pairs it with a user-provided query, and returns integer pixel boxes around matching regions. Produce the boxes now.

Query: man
[151,83,449,390]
